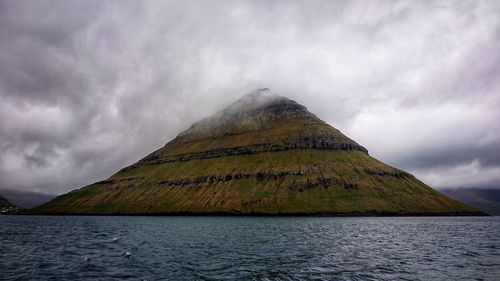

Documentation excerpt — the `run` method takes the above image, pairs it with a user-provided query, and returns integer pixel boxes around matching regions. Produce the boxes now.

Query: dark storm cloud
[0,0,499,194]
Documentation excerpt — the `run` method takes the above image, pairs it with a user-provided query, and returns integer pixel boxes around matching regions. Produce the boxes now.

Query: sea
[1,216,499,280]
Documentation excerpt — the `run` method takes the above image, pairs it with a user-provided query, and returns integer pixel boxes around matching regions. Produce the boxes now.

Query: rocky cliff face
[33,89,483,215]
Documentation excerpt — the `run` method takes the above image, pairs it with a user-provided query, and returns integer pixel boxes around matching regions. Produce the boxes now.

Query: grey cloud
[394,137,500,170]
[0,0,499,195]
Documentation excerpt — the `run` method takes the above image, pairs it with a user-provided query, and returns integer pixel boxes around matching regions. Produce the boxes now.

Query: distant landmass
[0,189,55,209]
[438,188,500,215]
[0,195,14,207]
[33,89,484,215]
[0,195,21,215]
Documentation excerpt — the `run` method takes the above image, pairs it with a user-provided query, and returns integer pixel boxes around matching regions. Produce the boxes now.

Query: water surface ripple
[1,216,499,280]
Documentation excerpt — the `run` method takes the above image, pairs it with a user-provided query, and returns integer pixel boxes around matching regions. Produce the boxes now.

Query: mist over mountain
[33,90,482,216]
[1,1,499,197]
[1,2,499,280]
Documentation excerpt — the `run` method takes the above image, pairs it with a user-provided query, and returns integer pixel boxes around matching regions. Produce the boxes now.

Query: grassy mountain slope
[34,150,480,215]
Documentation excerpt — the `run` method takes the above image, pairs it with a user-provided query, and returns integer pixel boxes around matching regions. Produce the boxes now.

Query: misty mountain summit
[33,89,483,215]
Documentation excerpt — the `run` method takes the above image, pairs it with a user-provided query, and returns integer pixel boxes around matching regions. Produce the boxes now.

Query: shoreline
[22,210,488,217]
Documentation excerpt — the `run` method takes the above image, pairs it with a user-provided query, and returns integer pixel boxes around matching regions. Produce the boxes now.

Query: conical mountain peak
[229,88,282,111]
[182,89,311,136]
[223,88,295,115]
[137,89,368,166]
[228,88,303,113]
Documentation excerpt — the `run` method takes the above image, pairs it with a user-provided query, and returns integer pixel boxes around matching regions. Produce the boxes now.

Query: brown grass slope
[32,89,483,215]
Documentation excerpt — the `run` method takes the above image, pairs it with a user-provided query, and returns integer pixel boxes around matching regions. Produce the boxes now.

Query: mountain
[0,189,55,209]
[0,195,21,215]
[33,89,483,215]
[0,195,13,207]
[438,188,500,215]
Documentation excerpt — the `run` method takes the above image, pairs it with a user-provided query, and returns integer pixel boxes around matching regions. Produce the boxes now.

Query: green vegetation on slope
[33,150,480,215]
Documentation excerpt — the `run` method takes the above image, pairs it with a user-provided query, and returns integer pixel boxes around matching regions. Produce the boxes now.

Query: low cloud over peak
[1,0,499,194]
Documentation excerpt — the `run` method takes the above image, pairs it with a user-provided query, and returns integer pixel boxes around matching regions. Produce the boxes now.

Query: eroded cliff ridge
[33,89,483,215]
[134,88,366,166]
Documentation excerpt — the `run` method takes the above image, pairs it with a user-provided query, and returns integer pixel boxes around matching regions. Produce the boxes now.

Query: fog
[0,0,499,194]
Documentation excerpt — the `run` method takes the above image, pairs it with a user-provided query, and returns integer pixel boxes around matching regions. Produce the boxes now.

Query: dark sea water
[1,216,499,281]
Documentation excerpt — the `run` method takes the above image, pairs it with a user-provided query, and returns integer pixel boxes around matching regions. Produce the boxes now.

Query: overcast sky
[1,0,499,195]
